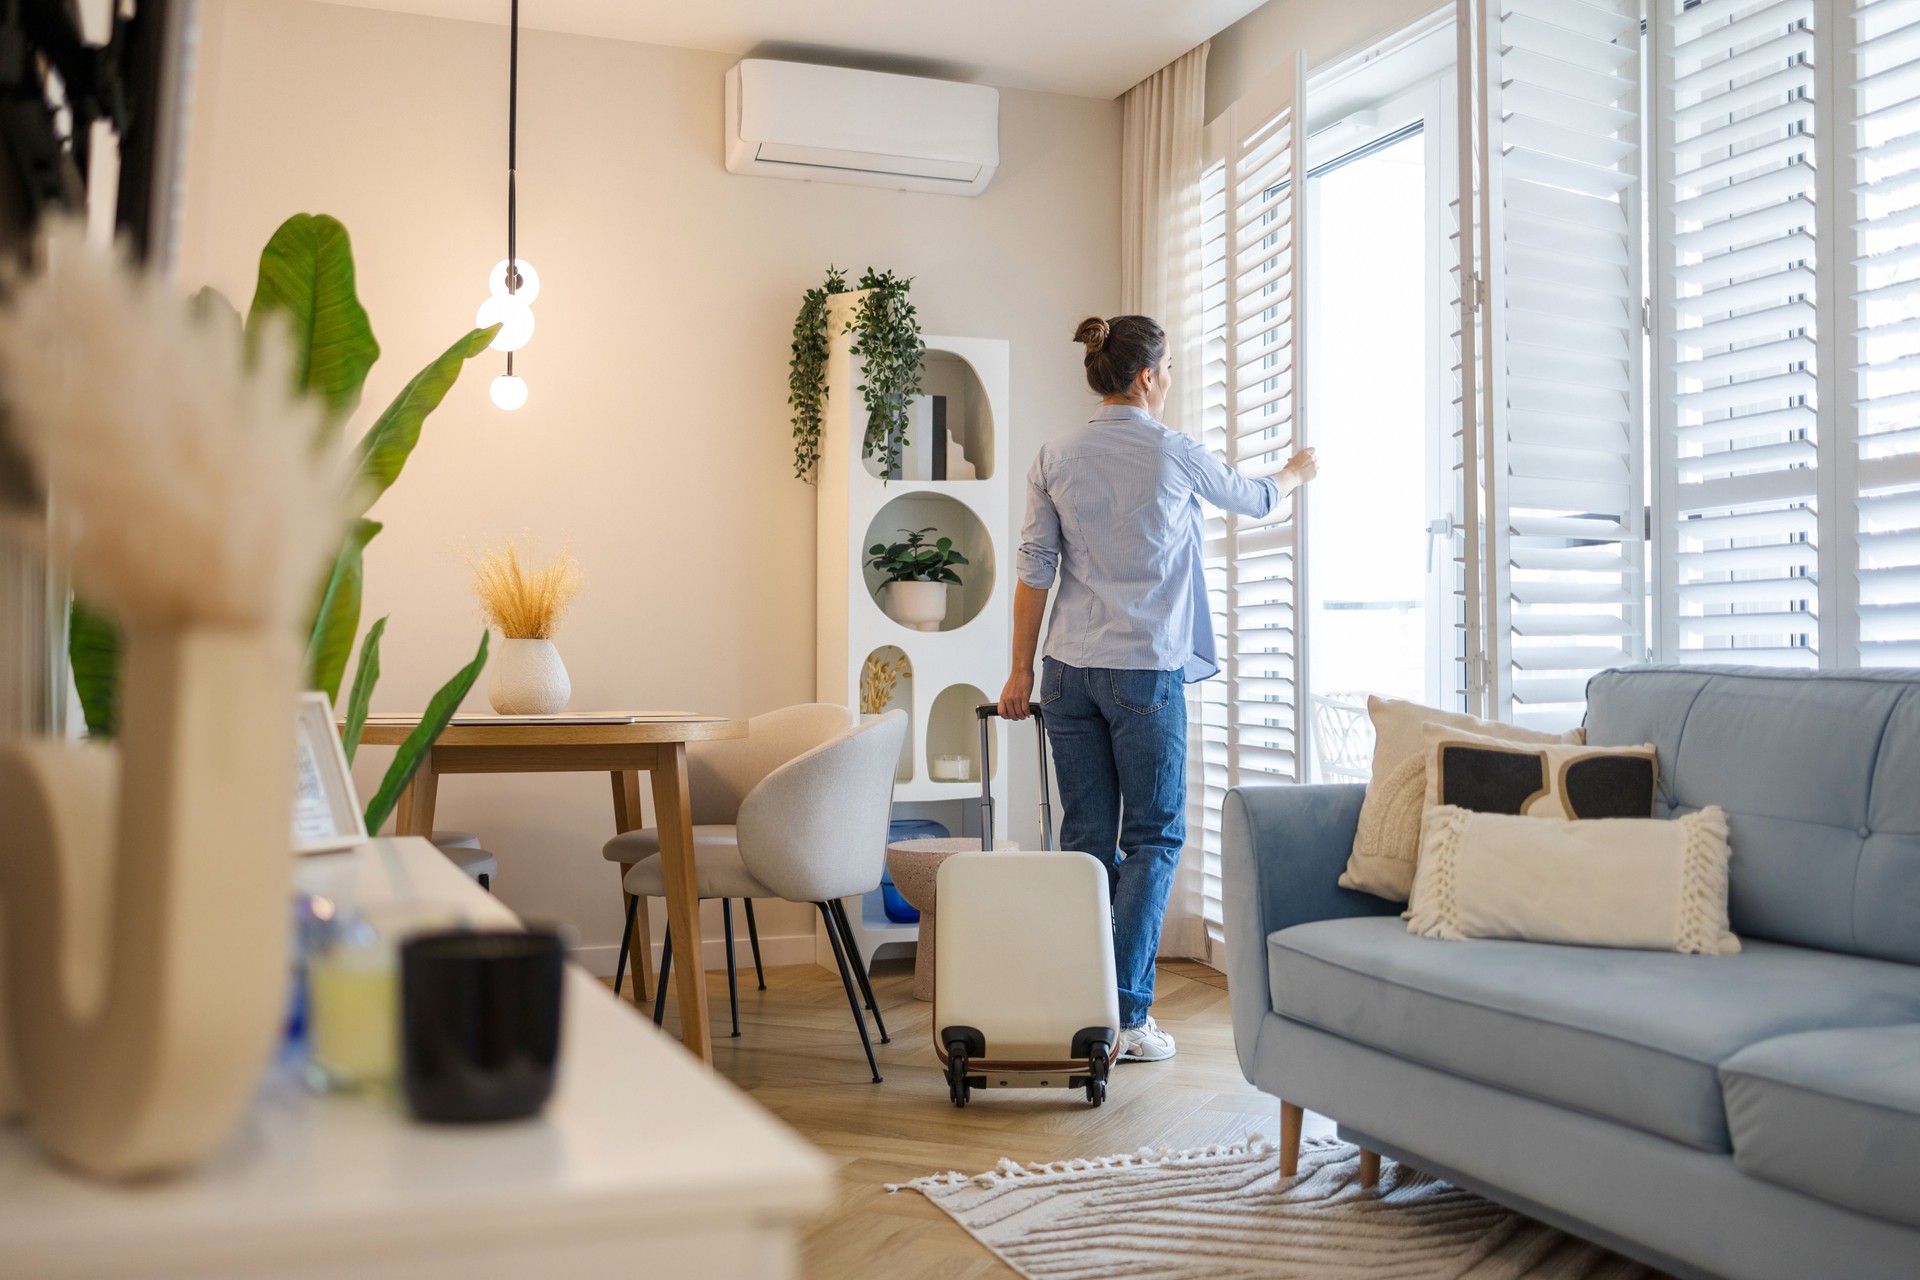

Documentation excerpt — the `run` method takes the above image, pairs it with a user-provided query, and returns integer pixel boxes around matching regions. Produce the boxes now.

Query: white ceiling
[310,0,1267,98]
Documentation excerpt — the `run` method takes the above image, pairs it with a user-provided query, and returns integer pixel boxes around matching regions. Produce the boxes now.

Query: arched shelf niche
[861,349,996,482]
[926,683,997,784]
[859,644,915,783]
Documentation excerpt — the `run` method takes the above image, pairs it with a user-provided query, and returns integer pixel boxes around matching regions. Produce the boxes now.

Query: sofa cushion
[1720,1025,1920,1229]
[1267,917,1920,1152]
[1585,666,1920,965]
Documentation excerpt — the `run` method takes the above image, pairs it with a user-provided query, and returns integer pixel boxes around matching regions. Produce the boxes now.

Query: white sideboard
[0,837,834,1279]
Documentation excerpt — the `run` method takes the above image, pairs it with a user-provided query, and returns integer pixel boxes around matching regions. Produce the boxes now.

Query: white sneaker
[1117,1016,1176,1062]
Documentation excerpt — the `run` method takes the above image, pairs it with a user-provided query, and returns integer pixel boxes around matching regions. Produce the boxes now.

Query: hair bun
[1074,316,1110,353]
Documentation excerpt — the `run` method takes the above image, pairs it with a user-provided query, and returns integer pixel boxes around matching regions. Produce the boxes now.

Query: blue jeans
[1038,657,1187,1030]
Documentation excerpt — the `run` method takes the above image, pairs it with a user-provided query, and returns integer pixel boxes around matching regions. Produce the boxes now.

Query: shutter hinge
[1641,298,1652,334]
[1461,269,1479,316]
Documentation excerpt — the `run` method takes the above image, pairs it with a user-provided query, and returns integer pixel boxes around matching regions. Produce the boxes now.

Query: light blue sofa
[1223,666,1920,1280]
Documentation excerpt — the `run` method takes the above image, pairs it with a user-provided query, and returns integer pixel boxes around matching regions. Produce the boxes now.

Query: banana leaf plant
[71,213,499,833]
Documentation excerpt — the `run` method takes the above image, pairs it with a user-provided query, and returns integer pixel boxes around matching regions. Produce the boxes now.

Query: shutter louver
[1655,0,1823,668]
[1851,0,1920,665]
[1488,0,1648,728]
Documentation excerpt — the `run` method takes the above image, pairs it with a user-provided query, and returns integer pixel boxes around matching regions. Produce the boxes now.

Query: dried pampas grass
[469,538,582,640]
[0,221,353,629]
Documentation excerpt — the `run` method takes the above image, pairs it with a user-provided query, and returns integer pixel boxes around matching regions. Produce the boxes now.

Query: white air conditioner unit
[724,59,999,197]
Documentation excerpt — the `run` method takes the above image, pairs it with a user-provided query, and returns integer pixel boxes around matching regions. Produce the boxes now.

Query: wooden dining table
[358,714,747,1064]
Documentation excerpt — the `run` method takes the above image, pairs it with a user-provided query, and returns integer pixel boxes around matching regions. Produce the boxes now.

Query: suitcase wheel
[946,1047,971,1108]
[1084,1042,1110,1107]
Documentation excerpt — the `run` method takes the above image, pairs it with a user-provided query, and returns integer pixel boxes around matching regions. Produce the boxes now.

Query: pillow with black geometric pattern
[1421,723,1658,821]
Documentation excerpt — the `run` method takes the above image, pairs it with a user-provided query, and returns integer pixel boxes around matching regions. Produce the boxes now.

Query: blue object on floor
[883,818,949,923]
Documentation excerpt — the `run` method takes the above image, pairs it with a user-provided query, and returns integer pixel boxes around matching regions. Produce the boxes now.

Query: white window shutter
[1652,0,1823,668]
[1198,56,1306,949]
[1466,0,1649,728]
[1848,0,1920,665]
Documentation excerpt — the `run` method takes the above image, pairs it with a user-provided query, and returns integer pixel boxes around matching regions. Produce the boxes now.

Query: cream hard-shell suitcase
[933,704,1120,1107]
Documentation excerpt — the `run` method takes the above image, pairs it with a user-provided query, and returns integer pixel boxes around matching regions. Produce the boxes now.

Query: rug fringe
[886,1133,1350,1194]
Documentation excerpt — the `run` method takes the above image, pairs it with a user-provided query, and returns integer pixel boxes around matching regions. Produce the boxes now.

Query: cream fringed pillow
[1407,805,1740,955]
[1339,697,1583,902]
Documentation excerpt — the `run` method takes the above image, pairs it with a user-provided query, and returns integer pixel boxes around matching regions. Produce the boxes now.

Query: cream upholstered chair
[605,703,856,1014]
[602,706,852,1013]
[606,709,906,1082]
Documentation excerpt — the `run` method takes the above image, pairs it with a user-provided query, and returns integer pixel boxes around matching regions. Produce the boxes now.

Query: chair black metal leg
[722,899,741,1037]
[830,899,888,1043]
[653,927,673,1027]
[743,899,766,990]
[613,893,638,997]
[817,902,881,1083]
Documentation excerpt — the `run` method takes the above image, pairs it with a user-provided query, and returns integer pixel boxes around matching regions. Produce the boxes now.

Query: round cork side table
[886,837,1018,1001]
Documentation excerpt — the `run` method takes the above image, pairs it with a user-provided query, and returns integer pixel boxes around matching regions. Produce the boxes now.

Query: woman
[999,315,1317,1062]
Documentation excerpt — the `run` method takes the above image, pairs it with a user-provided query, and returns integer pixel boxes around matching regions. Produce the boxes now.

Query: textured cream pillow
[1407,805,1739,955]
[1339,697,1583,902]
[1422,724,1657,819]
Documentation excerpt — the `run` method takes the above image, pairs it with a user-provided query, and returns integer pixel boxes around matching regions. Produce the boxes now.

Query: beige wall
[1204,0,1447,122]
[182,0,1121,971]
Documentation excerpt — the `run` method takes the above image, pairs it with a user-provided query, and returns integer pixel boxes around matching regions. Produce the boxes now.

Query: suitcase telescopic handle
[975,703,1053,852]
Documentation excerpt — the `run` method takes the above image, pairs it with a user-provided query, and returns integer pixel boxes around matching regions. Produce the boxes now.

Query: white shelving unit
[815,292,1011,971]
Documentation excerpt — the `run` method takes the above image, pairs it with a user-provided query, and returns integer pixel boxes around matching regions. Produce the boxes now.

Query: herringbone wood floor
[607,955,1334,1279]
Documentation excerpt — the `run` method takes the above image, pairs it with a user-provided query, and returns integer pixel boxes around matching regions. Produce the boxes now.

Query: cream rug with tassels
[890,1136,1674,1280]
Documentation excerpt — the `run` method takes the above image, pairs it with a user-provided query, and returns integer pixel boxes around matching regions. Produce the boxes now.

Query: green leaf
[362,630,489,834]
[305,519,382,702]
[247,213,380,432]
[352,326,498,512]
[340,614,386,766]
[67,599,121,739]
[936,537,952,553]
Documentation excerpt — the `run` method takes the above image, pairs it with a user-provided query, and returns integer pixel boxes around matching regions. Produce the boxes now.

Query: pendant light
[484,0,535,411]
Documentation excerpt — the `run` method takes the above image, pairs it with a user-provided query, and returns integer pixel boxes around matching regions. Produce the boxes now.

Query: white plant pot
[489,637,571,714]
[882,580,948,633]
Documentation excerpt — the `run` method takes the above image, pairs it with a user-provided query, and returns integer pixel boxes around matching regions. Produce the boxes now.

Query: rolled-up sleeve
[1177,434,1281,518]
[1016,453,1062,589]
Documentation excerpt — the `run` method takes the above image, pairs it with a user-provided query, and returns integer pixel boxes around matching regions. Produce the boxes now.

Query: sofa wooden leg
[1359,1148,1381,1189]
[1280,1101,1303,1177]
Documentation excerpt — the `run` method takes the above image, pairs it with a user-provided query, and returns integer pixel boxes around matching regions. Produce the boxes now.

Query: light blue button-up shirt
[1017,404,1282,683]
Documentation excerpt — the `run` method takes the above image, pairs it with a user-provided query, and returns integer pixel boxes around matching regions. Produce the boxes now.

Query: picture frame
[292,692,367,855]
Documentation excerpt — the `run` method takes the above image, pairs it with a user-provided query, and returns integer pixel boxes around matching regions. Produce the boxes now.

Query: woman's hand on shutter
[1280,447,1318,491]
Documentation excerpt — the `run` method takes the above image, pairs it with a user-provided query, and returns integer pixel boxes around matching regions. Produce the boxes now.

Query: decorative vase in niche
[883,580,948,632]
[0,627,298,1178]
[489,637,571,714]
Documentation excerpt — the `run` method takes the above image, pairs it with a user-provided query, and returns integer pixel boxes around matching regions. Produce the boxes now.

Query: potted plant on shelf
[469,539,584,714]
[868,528,967,632]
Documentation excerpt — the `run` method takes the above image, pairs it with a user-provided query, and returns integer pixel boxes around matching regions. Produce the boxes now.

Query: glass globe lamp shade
[475,294,536,352]
[487,257,541,304]
[489,374,528,411]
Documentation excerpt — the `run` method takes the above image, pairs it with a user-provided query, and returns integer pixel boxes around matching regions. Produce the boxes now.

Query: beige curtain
[1121,40,1209,442]
[1121,42,1213,962]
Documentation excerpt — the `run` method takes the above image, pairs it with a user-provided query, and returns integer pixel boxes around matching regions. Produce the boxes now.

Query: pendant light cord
[506,0,519,292]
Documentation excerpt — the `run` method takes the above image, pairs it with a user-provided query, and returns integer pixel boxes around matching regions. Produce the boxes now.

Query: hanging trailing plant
[787,266,926,483]
[787,266,847,482]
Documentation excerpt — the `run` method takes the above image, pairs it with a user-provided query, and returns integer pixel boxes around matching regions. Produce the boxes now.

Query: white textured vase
[489,637,571,714]
[883,580,949,632]
[0,627,298,1178]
